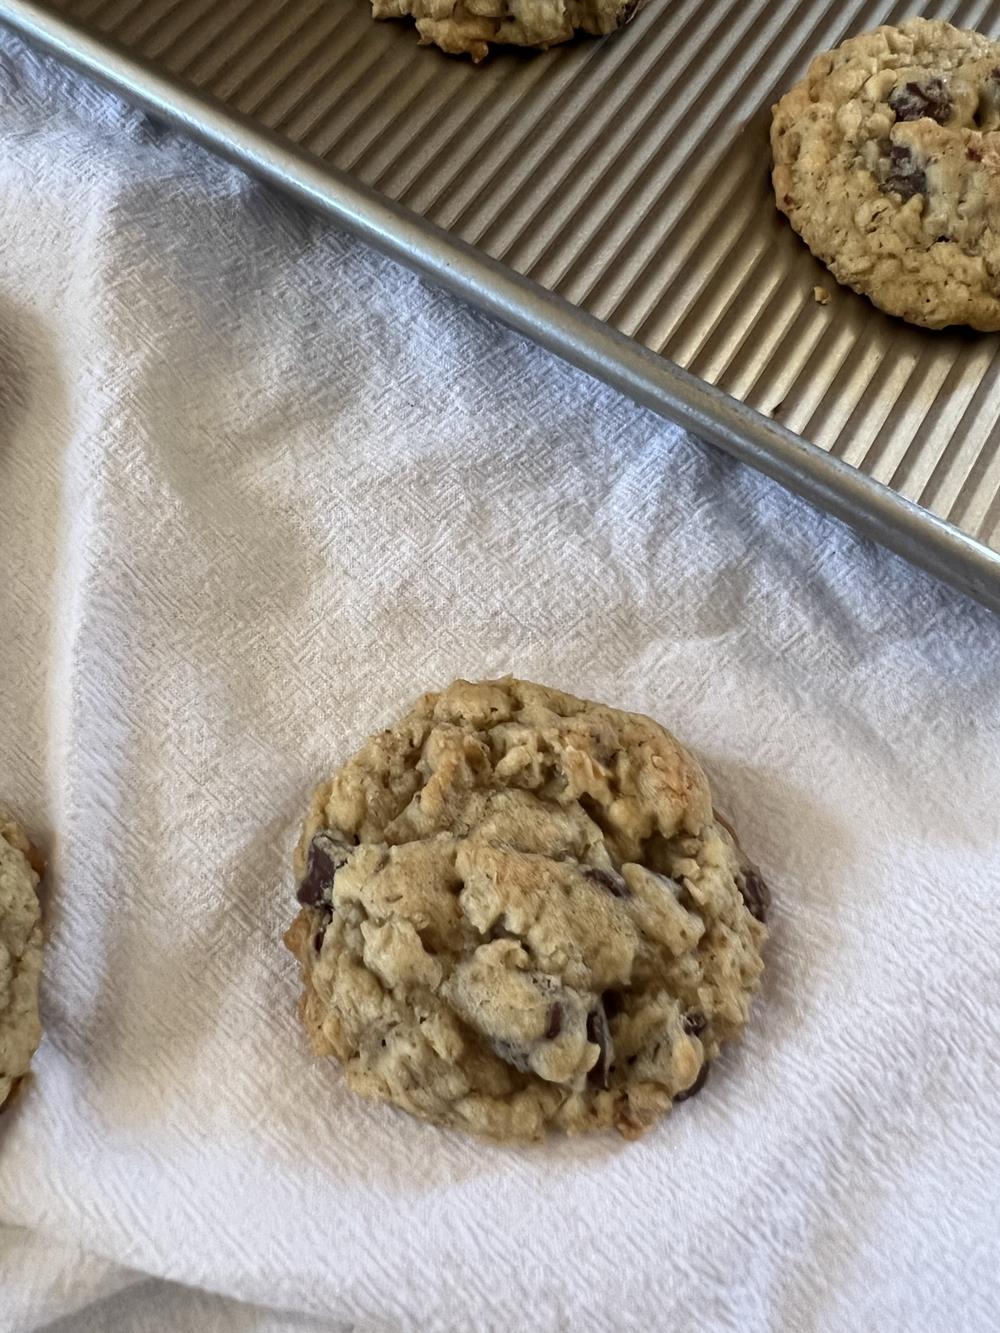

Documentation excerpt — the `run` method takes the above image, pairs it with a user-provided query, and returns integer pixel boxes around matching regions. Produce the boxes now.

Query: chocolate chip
[968,145,983,162]
[682,1011,707,1037]
[602,989,623,1020]
[586,1004,613,1089]
[739,868,771,923]
[296,829,352,907]
[313,929,325,954]
[674,1060,710,1102]
[882,145,927,201]
[545,1002,563,1039]
[889,77,952,125]
[584,867,630,898]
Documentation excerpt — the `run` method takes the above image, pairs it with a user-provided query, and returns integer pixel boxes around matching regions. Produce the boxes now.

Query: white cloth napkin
[1,26,999,1333]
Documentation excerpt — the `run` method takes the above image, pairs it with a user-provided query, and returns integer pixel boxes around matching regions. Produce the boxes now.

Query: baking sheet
[4,0,1000,609]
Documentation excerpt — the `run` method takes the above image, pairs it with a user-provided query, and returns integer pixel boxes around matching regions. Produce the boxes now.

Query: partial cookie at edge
[0,810,44,1111]
[772,18,1000,330]
[372,0,643,62]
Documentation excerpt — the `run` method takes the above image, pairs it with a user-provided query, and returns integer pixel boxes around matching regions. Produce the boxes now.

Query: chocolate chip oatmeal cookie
[284,679,768,1142]
[372,0,642,62]
[1,810,44,1111]
[772,18,1000,329]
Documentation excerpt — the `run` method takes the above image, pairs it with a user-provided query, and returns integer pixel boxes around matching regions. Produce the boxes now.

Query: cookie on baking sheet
[372,0,642,62]
[284,678,768,1142]
[772,18,1000,330]
[0,810,44,1111]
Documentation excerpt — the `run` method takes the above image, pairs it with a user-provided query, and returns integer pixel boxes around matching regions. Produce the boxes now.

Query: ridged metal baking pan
[4,0,1000,611]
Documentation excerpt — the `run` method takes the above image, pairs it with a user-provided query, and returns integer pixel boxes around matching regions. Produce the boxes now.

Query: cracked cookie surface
[772,18,1000,329]
[371,0,641,62]
[284,678,768,1141]
[1,810,43,1111]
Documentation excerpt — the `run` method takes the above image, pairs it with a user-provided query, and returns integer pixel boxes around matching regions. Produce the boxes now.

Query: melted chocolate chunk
[584,866,630,898]
[682,1011,707,1037]
[545,1002,563,1040]
[586,1004,613,1089]
[674,1059,710,1102]
[739,868,771,924]
[889,77,952,125]
[296,829,352,907]
[882,145,927,201]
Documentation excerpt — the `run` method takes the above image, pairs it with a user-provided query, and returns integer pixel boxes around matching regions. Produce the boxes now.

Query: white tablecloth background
[1,26,998,1333]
